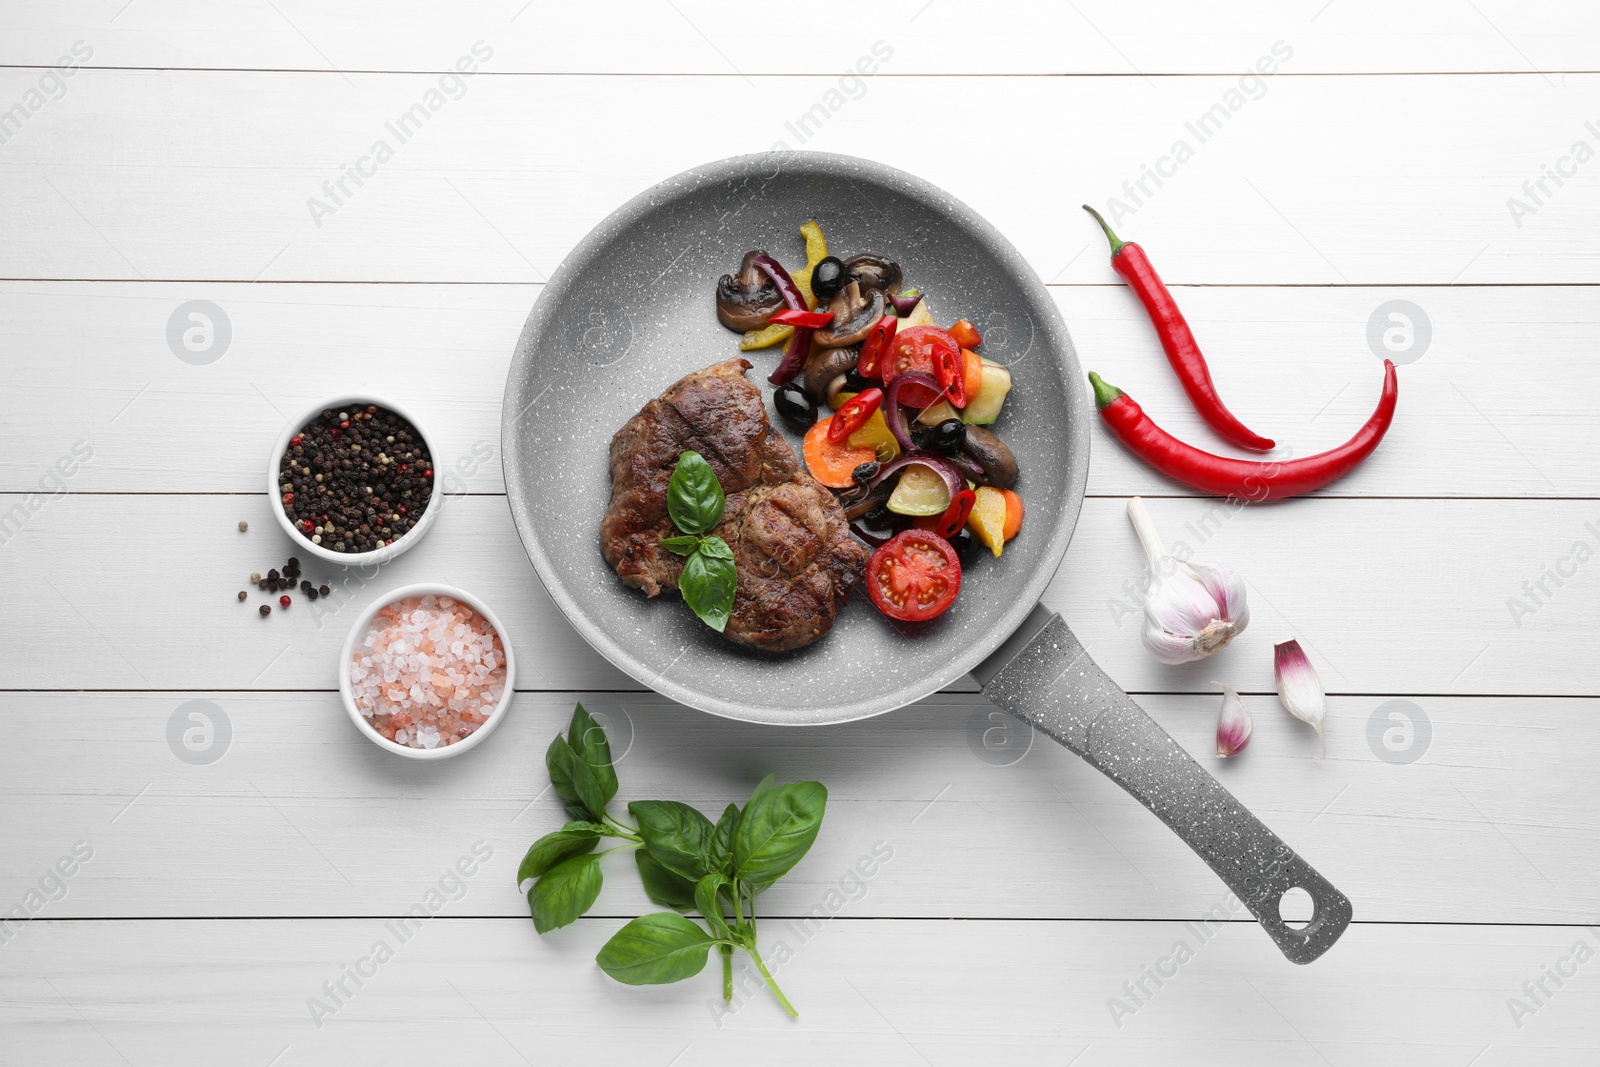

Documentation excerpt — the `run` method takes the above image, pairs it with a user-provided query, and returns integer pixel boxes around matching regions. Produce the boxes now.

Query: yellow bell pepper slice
[967,486,1010,557]
[739,220,828,351]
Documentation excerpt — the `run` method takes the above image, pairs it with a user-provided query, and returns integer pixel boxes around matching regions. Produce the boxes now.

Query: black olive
[840,370,872,395]
[852,461,880,485]
[773,382,817,431]
[929,418,967,455]
[948,527,979,563]
[862,505,896,531]
[810,256,846,302]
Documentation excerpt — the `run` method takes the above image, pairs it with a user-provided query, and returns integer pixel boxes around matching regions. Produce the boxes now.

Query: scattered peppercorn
[250,572,261,582]
[319,585,331,596]
[276,403,433,554]
[280,595,291,608]
[259,605,271,617]
[238,591,247,601]
[238,520,248,532]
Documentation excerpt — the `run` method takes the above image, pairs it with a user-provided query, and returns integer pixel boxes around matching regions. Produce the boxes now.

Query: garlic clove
[1274,638,1327,758]
[1213,681,1253,758]
[1190,562,1251,636]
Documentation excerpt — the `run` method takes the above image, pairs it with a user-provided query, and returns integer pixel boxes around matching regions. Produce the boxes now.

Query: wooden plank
[3,71,1598,284]
[3,0,1594,75]
[2,918,1596,1063]
[0,690,1591,922]
[1,281,1590,497]
[1,493,1593,696]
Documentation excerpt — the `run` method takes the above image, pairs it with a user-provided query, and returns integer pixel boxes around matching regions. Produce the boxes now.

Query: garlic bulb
[1213,682,1253,758]
[1126,497,1249,665]
[1274,638,1326,758]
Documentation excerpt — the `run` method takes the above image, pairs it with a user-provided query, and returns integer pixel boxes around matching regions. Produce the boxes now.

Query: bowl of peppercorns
[269,397,443,566]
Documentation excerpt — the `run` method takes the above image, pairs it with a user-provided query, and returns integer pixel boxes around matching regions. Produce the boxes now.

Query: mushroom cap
[814,281,888,347]
[843,253,902,294]
[716,250,786,332]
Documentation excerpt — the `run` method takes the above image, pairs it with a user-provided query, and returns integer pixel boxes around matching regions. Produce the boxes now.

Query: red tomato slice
[881,326,960,409]
[866,529,962,622]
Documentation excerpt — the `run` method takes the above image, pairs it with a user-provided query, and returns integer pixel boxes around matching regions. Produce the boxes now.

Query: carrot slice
[1000,488,1024,541]
[962,348,983,404]
[803,419,878,488]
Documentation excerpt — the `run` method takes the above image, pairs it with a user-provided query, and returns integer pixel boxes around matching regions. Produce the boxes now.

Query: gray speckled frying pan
[502,152,1351,964]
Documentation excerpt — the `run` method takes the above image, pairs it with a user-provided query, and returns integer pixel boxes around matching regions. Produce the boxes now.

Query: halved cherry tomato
[866,529,962,622]
[803,419,877,488]
[828,387,882,443]
[949,318,983,349]
[769,307,834,329]
[934,343,966,408]
[881,326,960,408]
[961,348,983,403]
[856,314,898,379]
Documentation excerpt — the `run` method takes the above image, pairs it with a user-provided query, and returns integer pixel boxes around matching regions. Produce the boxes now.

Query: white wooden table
[3,2,1598,1062]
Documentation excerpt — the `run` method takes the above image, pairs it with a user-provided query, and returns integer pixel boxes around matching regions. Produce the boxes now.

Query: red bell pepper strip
[828,387,883,443]
[769,308,834,329]
[1088,361,1397,501]
[932,487,976,539]
[1083,205,1275,452]
[856,314,898,379]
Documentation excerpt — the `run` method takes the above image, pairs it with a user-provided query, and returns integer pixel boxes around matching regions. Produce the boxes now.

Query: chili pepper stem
[1081,204,1127,255]
[1088,372,1125,410]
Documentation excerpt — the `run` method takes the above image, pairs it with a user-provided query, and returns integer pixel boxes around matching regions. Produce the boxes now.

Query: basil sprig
[663,452,737,632]
[518,704,826,1017]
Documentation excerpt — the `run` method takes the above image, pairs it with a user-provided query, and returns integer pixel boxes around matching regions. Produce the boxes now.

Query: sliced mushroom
[803,344,861,405]
[843,253,902,294]
[837,477,894,520]
[715,250,785,332]
[961,425,1019,489]
[814,281,887,347]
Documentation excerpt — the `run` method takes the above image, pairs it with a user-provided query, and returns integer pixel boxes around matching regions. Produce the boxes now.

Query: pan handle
[973,605,1352,965]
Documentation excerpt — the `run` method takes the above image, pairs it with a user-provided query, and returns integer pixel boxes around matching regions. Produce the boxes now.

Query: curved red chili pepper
[828,387,882,443]
[1084,206,1275,452]
[1088,361,1397,501]
[857,314,898,379]
[769,308,833,329]
[933,488,976,539]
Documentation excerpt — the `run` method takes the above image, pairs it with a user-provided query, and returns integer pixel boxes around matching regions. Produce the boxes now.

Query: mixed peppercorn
[277,404,434,554]
[237,549,334,618]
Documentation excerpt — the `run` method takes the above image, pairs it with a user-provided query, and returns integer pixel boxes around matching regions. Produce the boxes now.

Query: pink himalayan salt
[349,594,506,749]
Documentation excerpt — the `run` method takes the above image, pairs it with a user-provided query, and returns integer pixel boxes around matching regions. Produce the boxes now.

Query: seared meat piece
[601,358,868,652]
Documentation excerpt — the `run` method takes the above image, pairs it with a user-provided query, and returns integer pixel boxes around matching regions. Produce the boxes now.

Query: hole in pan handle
[972,605,1354,965]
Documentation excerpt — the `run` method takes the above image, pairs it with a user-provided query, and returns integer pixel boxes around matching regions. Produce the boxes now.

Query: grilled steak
[601,358,868,652]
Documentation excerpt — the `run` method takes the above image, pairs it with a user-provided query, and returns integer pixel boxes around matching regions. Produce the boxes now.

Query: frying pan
[502,152,1351,965]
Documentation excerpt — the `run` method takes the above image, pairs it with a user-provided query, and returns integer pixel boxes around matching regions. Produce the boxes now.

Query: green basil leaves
[664,453,737,632]
[518,704,827,1018]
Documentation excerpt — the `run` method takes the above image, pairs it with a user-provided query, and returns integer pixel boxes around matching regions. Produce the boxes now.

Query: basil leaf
[529,853,603,933]
[596,913,714,986]
[710,803,740,873]
[695,873,732,941]
[546,736,608,822]
[517,825,602,890]
[733,782,827,887]
[697,535,734,561]
[629,800,716,881]
[666,451,725,536]
[680,549,737,633]
[636,850,697,910]
[567,703,617,806]
[661,535,703,556]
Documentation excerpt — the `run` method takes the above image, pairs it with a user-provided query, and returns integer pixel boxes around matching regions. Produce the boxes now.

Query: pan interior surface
[502,152,1088,725]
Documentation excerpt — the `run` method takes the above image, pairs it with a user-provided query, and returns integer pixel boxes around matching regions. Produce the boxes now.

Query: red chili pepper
[1088,362,1397,501]
[828,387,883,443]
[933,343,966,408]
[1084,205,1275,452]
[856,314,898,379]
[932,488,976,539]
[768,308,833,329]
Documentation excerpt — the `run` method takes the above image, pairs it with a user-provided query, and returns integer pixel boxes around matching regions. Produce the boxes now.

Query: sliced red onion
[750,253,806,311]
[851,521,893,548]
[886,290,923,316]
[883,372,942,455]
[866,451,966,500]
[768,327,813,385]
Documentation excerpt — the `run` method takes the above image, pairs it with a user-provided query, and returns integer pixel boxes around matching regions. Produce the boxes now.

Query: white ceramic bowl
[268,395,444,567]
[338,583,516,760]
